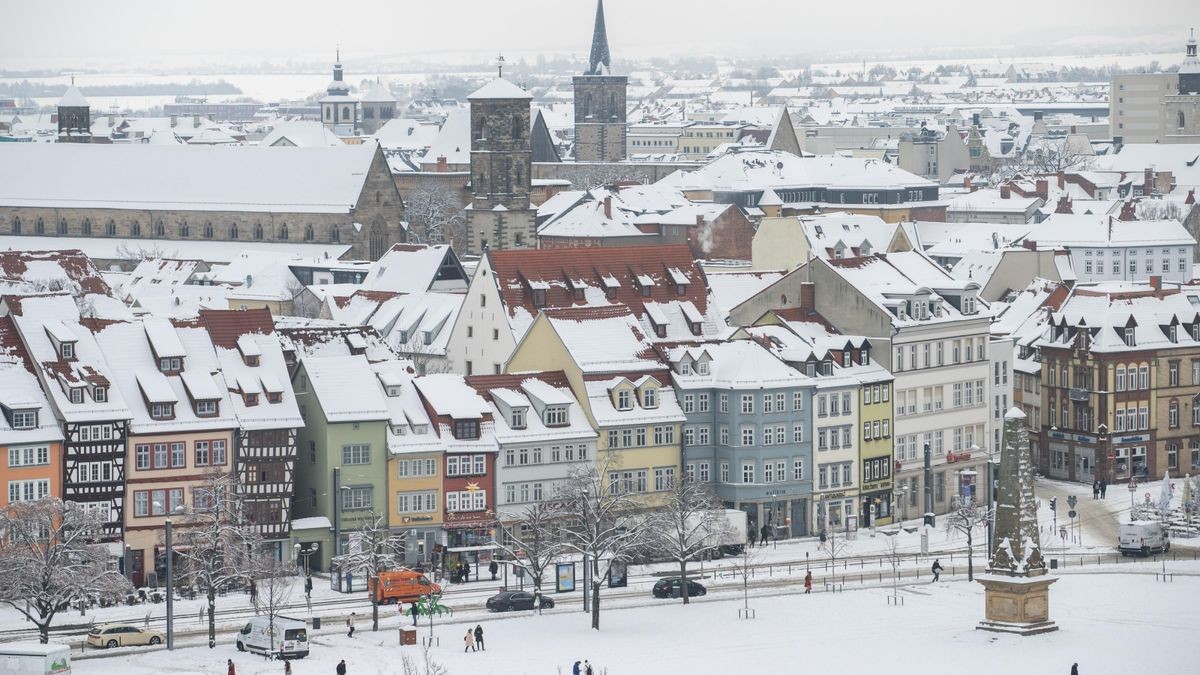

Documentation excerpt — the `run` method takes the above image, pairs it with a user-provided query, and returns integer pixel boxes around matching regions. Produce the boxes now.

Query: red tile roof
[466,370,572,401]
[0,249,112,297]
[486,244,709,320]
[0,315,36,376]
[199,308,276,349]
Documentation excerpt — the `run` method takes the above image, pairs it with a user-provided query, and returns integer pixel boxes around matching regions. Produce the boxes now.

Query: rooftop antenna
[496,53,506,79]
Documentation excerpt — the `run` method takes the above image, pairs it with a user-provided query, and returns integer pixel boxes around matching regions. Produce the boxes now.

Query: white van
[236,615,309,659]
[1118,521,1170,556]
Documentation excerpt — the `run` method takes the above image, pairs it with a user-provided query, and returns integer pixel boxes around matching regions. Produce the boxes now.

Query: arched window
[154,221,164,237]
[11,216,20,234]
[131,221,141,236]
[324,107,331,121]
[375,191,381,205]
[58,219,68,235]
[105,220,116,236]
[472,117,484,141]
[512,115,523,140]
[35,218,44,234]
[609,93,616,117]
[229,223,239,239]
[180,221,189,238]
[369,224,386,260]
[204,222,213,238]
[253,223,263,240]
[1180,111,1187,130]
[279,224,289,240]
[82,219,91,235]
[342,105,350,120]
[304,224,314,241]
[330,224,340,244]
[583,93,591,117]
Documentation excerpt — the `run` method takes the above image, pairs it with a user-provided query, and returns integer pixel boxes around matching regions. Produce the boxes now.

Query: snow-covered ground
[72,564,1198,675]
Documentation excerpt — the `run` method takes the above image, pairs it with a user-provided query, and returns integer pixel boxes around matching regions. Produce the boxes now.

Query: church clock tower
[572,0,628,162]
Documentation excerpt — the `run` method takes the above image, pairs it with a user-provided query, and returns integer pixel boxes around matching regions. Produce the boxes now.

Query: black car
[652,578,706,599]
[486,590,555,612]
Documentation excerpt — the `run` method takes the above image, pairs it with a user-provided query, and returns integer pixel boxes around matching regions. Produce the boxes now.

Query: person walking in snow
[489,560,498,580]
[346,612,356,638]
[759,524,770,546]
[1092,480,1099,500]
[1100,479,1108,499]
[584,660,594,675]
[804,571,813,594]
[284,660,292,675]
[931,559,943,582]
[410,600,420,626]
[533,587,542,614]
[572,661,582,675]
[1070,664,1079,675]
[474,624,485,651]
[464,628,476,652]
[336,660,347,675]
[227,659,236,675]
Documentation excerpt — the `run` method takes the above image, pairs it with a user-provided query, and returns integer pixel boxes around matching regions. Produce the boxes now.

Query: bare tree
[0,499,133,643]
[944,498,992,581]
[644,479,730,604]
[492,499,569,597]
[248,554,296,658]
[403,182,467,247]
[731,541,763,618]
[285,279,322,320]
[114,242,174,262]
[1135,199,1184,222]
[552,457,650,630]
[880,530,905,604]
[332,512,405,632]
[398,645,450,675]
[394,334,453,376]
[819,515,853,582]
[173,470,260,648]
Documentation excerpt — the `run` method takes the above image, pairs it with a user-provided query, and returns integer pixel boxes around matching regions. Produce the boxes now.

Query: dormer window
[511,408,526,430]
[244,392,260,407]
[11,409,38,429]
[392,423,407,436]
[679,361,693,376]
[676,283,687,296]
[843,350,852,365]
[617,389,633,411]
[267,392,282,404]
[195,400,218,417]
[822,360,833,376]
[93,386,107,403]
[159,357,182,373]
[150,402,174,420]
[641,387,658,409]
[69,388,83,404]
[532,289,546,307]
[640,285,651,298]
[453,419,480,440]
[386,386,401,397]
[60,342,75,359]
[1169,324,1178,343]
[859,349,869,364]
[245,354,260,367]
[573,288,584,301]
[697,359,710,376]
[806,362,816,377]
[544,405,568,426]
[1124,328,1136,347]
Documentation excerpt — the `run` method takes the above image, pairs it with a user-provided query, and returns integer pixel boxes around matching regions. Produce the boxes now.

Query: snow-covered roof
[659,148,934,194]
[260,120,345,148]
[1020,214,1196,248]
[0,143,380,214]
[143,317,187,359]
[467,78,532,101]
[668,340,810,389]
[0,317,64,445]
[57,85,89,108]
[541,306,661,374]
[415,373,491,420]
[304,355,390,423]
[421,108,470,166]
[1039,285,1200,354]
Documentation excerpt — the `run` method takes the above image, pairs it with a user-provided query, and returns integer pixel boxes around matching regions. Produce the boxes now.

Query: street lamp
[156,502,185,651]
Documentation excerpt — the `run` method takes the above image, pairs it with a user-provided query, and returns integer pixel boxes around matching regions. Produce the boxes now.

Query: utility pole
[923,443,934,527]
[165,518,174,651]
[332,466,341,559]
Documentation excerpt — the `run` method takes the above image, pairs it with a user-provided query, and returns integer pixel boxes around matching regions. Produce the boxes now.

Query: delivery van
[369,568,442,604]
[1118,520,1170,556]
[0,642,70,674]
[236,615,308,658]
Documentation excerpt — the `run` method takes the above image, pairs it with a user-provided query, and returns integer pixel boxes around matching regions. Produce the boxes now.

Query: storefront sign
[1115,434,1149,445]
[402,516,434,523]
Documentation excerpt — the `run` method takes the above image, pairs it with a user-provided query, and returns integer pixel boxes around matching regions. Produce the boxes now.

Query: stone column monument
[976,408,1058,635]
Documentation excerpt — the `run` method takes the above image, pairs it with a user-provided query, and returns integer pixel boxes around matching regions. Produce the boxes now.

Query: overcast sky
[1,0,1193,70]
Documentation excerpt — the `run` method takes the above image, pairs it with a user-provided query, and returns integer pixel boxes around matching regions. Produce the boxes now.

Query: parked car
[369,569,442,604]
[1118,521,1170,556]
[86,624,163,649]
[485,591,555,612]
[652,578,706,599]
[236,615,309,658]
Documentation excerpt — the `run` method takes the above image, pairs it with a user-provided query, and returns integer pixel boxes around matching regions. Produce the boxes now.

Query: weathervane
[496,53,506,79]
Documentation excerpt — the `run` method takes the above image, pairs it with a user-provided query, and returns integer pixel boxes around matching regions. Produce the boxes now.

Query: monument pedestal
[976,574,1058,636]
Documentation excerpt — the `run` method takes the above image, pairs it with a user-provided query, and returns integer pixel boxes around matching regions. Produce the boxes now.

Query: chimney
[1033,111,1043,122]
[1000,185,1011,199]
[963,176,973,192]
[50,112,58,124]
[972,113,981,127]
[1113,135,1124,153]
[1186,188,1196,205]
[170,114,178,128]
[1055,196,1073,214]
[436,155,447,172]
[603,196,612,219]
[1057,171,1065,189]
[1035,179,1048,200]
[207,113,216,122]
[1069,125,1077,134]
[1144,167,1154,194]
[800,281,815,310]
[1022,240,1037,251]
[1119,199,1137,221]
[695,214,705,227]
[1150,275,1162,292]
[193,114,201,128]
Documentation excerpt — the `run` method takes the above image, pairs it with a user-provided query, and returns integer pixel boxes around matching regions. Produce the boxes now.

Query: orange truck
[368,569,442,604]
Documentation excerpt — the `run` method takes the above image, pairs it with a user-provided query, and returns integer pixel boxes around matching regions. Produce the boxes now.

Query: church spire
[585,0,612,76]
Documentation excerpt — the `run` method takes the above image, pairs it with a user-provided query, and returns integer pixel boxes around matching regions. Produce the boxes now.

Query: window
[720,426,729,446]
[342,444,370,465]
[342,486,373,511]
[698,462,710,482]
[793,392,804,411]
[195,400,217,416]
[683,394,695,413]
[642,387,657,409]
[720,394,729,413]
[742,426,755,446]
[698,393,710,413]
[741,394,754,414]
[617,390,632,410]
[453,419,480,439]
[742,462,755,484]
[396,491,437,514]
[170,442,185,467]
[818,395,828,417]
[654,467,676,491]
[1138,365,1149,390]
[1115,366,1126,391]
[8,446,49,467]
[1169,400,1179,429]
[1124,328,1136,347]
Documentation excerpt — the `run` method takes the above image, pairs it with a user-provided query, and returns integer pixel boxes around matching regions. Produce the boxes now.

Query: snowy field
[72,565,1197,675]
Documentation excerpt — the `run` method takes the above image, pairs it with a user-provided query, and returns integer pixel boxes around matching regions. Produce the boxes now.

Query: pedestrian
[304,575,313,600]
[489,560,498,580]
[1100,479,1108,499]
[284,659,292,675]
[1092,480,1099,500]
[584,659,594,675]
[760,524,769,546]
[346,612,356,638]
[747,526,755,548]
[804,571,813,594]
[533,587,542,614]
[249,579,257,603]
[572,661,582,675]
[410,600,420,626]
[227,659,236,675]
[474,624,485,651]
[1070,664,1079,675]
[931,559,943,582]
[464,628,476,653]
[336,660,347,675]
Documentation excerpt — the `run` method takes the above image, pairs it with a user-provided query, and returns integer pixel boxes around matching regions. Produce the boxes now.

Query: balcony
[1068,388,1089,402]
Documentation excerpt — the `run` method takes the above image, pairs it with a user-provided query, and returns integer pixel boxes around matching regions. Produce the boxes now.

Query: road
[1035,476,1133,548]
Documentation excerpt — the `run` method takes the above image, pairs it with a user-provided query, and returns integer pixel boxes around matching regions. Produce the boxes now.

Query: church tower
[465,76,536,254]
[57,81,91,143]
[572,0,627,162]
[320,50,358,136]
[1166,28,1200,142]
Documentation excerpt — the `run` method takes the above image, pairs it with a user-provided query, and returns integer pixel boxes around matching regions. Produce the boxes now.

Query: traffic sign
[1068,510,1077,519]
[1067,495,1078,509]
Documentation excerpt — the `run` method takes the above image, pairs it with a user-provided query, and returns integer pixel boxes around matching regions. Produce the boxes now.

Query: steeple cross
[496,53,506,79]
